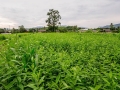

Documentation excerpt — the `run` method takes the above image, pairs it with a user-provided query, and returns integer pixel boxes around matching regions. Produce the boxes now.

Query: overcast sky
[0,0,120,28]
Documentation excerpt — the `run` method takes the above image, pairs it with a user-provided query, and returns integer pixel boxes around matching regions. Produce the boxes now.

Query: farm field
[0,33,120,90]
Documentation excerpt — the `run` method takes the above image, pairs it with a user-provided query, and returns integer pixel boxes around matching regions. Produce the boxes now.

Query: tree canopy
[19,25,26,33]
[46,9,61,32]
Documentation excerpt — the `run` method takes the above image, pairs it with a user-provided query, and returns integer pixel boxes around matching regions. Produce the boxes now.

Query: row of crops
[0,33,120,90]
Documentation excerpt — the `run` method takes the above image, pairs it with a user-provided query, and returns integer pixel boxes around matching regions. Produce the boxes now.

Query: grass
[0,33,120,90]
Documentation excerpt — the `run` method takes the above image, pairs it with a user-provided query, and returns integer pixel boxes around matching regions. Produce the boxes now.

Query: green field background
[0,33,120,90]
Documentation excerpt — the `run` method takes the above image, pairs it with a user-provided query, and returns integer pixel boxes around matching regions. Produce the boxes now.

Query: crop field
[0,33,120,90]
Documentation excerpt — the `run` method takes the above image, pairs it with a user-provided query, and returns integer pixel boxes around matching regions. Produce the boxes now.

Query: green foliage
[19,25,26,33]
[110,23,117,32]
[0,28,5,33]
[11,28,19,33]
[116,26,120,33]
[110,23,114,31]
[46,26,58,32]
[0,33,120,89]
[29,28,36,33]
[85,29,93,33]
[46,9,61,32]
[0,35,6,40]
[58,26,78,32]
[66,25,78,32]
[28,28,38,33]
[58,27,67,32]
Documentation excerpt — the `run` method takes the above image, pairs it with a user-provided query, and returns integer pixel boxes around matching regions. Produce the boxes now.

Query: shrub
[0,35,6,40]
[59,27,67,32]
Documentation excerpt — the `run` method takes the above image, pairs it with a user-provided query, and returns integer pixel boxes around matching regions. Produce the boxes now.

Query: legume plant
[0,33,120,90]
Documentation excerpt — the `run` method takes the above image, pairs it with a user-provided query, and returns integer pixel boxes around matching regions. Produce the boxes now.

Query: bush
[0,35,6,40]
[0,28,5,33]
[58,27,67,32]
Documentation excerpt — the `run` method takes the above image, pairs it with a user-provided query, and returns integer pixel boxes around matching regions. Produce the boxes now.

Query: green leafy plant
[0,33,120,89]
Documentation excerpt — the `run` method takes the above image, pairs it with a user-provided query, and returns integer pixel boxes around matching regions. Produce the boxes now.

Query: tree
[0,28,4,33]
[46,9,61,32]
[11,28,19,33]
[19,25,26,33]
[58,26,67,32]
[29,28,36,33]
[73,25,78,32]
[117,26,120,33]
[110,23,115,31]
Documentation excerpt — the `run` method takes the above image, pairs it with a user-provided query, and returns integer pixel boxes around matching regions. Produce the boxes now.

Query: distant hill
[25,26,44,30]
[100,23,120,28]
[32,26,44,29]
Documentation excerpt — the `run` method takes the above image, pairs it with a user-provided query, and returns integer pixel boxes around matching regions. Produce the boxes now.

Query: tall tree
[117,26,120,33]
[19,25,26,33]
[46,9,61,32]
[110,23,115,31]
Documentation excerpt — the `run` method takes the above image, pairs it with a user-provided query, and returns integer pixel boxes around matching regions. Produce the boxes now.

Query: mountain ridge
[100,23,120,28]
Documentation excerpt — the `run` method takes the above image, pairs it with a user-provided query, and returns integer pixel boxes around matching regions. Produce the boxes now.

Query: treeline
[0,25,42,34]
[99,27,120,33]
[0,25,79,34]
[99,23,120,33]
[58,25,78,32]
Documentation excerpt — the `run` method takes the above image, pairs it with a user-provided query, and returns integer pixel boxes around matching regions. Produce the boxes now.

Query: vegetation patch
[0,33,120,90]
[0,35,6,41]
